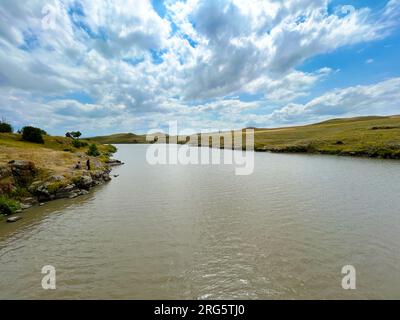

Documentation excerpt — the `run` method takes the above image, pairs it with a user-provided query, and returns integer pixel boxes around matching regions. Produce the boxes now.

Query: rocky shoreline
[0,159,123,222]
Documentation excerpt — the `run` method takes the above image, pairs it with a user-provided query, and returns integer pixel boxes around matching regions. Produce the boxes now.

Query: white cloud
[0,0,399,135]
[268,77,400,124]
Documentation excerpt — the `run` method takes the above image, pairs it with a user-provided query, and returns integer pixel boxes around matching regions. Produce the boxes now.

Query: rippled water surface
[0,145,400,299]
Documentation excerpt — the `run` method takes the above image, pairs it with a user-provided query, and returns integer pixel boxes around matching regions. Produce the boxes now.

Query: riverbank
[0,133,120,222]
[88,115,400,160]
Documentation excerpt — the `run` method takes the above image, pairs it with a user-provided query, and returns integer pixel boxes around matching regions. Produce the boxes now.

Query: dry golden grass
[0,144,78,176]
[0,133,112,176]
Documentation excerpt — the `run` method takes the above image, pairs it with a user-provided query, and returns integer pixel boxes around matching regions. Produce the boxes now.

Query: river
[0,144,399,299]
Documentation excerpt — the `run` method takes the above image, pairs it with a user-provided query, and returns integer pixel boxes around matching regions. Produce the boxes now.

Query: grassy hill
[249,115,400,158]
[87,133,147,144]
[87,115,400,159]
[0,133,116,180]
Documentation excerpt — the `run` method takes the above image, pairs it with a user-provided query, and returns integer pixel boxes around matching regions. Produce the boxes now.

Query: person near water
[86,159,91,170]
[74,161,81,170]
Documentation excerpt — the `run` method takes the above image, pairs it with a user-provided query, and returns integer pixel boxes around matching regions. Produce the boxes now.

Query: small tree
[0,120,13,133]
[66,131,82,139]
[71,131,82,139]
[22,126,44,144]
[87,144,100,157]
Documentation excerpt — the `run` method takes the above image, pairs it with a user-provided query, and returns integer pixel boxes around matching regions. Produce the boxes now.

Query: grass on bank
[87,115,400,159]
[0,196,21,216]
[0,132,116,179]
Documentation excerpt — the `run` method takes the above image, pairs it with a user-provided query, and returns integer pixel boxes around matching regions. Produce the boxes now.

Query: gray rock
[7,216,22,223]
[22,197,37,205]
[21,203,33,210]
[58,184,76,193]
[79,189,89,195]
[48,175,65,182]
[76,175,93,189]
[28,181,43,193]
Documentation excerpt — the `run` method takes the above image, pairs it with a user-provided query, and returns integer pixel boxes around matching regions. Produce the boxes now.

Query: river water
[0,144,399,299]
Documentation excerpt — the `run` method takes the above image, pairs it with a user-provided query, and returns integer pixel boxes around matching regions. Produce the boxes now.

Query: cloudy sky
[0,0,399,136]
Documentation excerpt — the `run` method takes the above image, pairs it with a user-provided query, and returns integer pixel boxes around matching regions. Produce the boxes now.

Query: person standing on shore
[86,159,91,171]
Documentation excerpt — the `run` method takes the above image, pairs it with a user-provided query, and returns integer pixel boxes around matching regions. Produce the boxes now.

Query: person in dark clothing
[86,159,91,171]
[74,161,81,170]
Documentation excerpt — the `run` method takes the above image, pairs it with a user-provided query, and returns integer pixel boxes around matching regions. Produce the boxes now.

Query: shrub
[87,144,100,157]
[106,145,117,154]
[72,139,88,148]
[0,196,20,216]
[0,121,13,133]
[22,126,44,144]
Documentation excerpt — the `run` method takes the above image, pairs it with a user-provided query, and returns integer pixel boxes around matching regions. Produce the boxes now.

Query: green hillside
[87,133,147,144]
[87,115,400,159]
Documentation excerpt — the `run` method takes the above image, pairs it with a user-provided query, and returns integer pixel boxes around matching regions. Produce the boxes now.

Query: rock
[59,184,76,193]
[68,192,79,199]
[76,175,93,189]
[7,216,22,223]
[39,203,45,206]
[106,159,124,166]
[21,203,33,210]
[8,160,35,171]
[22,196,37,203]
[15,209,22,213]
[28,181,43,193]
[48,175,65,182]
[54,184,79,199]
[9,160,37,186]
[79,189,89,196]
[36,183,51,201]
[0,165,15,195]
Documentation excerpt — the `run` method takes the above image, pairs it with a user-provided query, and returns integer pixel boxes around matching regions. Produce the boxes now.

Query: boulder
[68,192,79,199]
[9,160,37,186]
[48,175,65,182]
[21,197,38,205]
[8,160,36,171]
[106,159,123,166]
[21,203,33,210]
[0,165,15,194]
[28,181,43,193]
[7,216,22,223]
[76,175,93,190]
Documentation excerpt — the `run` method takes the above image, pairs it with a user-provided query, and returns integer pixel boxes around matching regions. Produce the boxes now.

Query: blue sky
[0,0,399,136]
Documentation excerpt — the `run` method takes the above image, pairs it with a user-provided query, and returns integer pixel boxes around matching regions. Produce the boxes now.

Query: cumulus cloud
[0,0,399,135]
[268,77,400,124]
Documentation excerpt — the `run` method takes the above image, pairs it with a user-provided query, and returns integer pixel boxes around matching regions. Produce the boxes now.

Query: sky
[0,0,399,136]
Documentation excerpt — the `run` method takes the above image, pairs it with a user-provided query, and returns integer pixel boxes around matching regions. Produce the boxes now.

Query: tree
[72,131,82,139]
[66,131,82,139]
[22,126,44,144]
[0,119,13,133]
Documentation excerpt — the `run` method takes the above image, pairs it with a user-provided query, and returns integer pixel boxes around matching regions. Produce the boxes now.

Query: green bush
[106,145,117,154]
[72,139,88,148]
[0,121,13,133]
[87,144,100,157]
[0,196,20,216]
[22,126,44,144]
